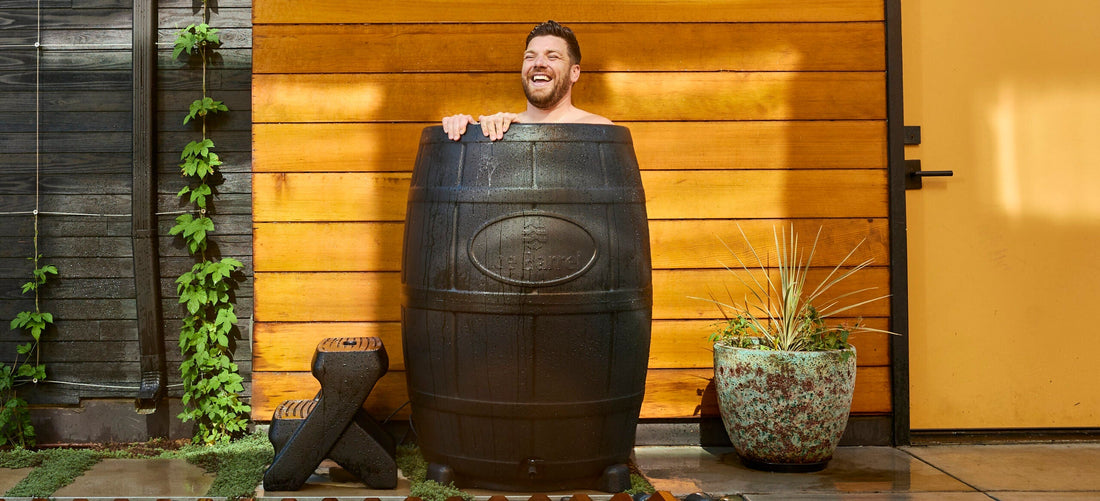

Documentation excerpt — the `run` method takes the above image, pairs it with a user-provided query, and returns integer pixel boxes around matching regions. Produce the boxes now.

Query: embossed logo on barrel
[468,212,598,287]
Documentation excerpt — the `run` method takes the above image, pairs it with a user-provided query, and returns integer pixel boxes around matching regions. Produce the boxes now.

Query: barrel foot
[597,463,631,492]
[427,462,455,485]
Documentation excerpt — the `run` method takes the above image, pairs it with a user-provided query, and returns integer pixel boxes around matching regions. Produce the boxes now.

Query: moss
[4,448,98,497]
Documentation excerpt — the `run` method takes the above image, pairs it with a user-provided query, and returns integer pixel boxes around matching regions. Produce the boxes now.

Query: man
[442,20,611,141]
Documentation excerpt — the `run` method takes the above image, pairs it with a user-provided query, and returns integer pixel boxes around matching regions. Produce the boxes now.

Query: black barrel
[401,124,652,491]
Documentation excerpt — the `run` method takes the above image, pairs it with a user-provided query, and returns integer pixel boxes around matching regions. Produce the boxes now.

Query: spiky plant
[698,225,893,352]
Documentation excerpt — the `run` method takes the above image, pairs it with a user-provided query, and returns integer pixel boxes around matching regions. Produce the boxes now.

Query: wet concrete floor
[637,444,1100,500]
[3,444,1099,500]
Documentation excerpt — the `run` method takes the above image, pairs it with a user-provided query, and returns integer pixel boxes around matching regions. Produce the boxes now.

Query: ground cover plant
[396,443,655,501]
[0,435,653,499]
[0,432,273,499]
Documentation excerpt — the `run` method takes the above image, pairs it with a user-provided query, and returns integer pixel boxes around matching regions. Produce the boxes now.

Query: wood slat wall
[251,0,890,422]
[157,0,255,405]
[0,0,253,405]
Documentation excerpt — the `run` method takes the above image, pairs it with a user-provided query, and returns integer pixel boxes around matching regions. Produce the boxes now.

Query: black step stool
[263,337,397,491]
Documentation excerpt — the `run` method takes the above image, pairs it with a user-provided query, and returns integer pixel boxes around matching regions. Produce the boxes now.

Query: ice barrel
[401,124,652,491]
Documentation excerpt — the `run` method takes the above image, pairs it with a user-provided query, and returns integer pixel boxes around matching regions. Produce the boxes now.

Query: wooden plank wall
[0,0,253,405]
[1,0,134,397]
[251,0,890,423]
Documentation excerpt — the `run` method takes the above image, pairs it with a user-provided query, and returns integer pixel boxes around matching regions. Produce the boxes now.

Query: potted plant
[699,225,890,472]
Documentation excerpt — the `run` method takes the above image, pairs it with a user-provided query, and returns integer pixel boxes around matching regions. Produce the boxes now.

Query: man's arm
[441,112,520,141]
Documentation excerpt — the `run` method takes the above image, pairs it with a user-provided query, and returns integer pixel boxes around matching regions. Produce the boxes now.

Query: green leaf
[172,23,221,61]
[170,213,194,235]
[10,311,31,331]
[184,98,228,124]
[181,139,215,161]
[189,183,212,208]
[172,24,198,59]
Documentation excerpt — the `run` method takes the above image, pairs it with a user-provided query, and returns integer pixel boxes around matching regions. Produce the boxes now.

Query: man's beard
[523,71,572,109]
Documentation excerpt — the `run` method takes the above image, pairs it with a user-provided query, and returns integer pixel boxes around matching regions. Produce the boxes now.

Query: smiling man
[441,20,612,141]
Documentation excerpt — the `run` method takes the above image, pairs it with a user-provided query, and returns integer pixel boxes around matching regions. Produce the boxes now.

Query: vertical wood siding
[0,0,253,404]
[251,0,890,421]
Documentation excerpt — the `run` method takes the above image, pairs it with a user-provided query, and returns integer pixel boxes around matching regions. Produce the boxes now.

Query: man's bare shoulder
[574,112,613,125]
[517,107,612,125]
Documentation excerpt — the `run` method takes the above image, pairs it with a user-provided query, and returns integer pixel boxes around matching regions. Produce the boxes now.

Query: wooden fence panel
[253,121,886,173]
[250,1,891,424]
[254,22,884,74]
[254,0,884,24]
[253,72,885,123]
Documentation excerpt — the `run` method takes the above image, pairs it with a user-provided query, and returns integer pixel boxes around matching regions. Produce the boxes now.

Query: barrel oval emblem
[468,212,598,287]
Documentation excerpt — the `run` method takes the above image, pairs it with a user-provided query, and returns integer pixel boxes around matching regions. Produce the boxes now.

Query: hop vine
[2,246,56,446]
[170,2,249,444]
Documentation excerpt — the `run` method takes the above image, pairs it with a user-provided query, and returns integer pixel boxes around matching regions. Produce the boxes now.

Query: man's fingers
[442,114,474,141]
[478,113,512,141]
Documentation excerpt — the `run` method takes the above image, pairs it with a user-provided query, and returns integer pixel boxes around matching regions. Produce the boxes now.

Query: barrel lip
[421,123,632,143]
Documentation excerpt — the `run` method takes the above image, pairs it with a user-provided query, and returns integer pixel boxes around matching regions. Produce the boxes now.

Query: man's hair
[526,20,581,64]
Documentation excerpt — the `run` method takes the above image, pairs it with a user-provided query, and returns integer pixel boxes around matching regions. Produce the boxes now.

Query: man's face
[521,35,579,109]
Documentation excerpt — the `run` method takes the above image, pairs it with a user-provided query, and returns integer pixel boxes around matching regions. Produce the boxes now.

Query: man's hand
[477,112,519,141]
[442,114,476,141]
[442,112,520,141]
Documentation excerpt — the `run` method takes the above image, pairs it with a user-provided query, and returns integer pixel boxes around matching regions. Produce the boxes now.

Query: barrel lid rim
[421,123,633,143]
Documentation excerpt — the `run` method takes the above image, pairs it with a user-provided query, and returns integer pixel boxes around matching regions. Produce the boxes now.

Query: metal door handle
[912,170,954,177]
[905,159,953,190]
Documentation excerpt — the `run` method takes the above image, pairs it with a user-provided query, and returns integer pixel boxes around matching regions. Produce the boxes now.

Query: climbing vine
[170,2,249,444]
[2,224,55,448]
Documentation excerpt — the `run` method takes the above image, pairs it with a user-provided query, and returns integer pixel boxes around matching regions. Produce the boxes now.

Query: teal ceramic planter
[713,343,856,472]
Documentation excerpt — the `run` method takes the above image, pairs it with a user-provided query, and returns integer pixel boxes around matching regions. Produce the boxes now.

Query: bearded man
[442,20,612,141]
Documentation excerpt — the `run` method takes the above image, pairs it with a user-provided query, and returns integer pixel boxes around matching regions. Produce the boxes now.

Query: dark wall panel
[0,0,252,409]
